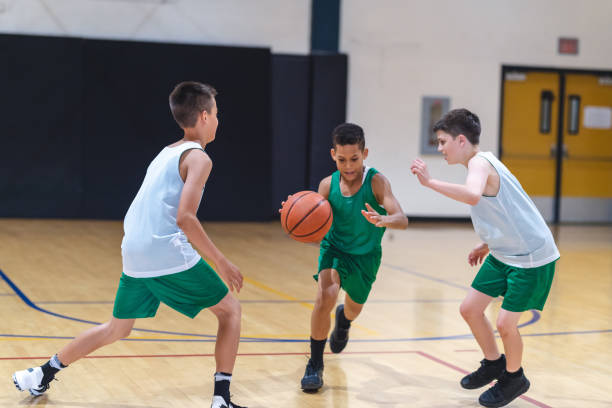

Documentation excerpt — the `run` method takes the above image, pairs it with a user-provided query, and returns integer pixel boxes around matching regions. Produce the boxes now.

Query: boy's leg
[460,288,500,360]
[495,310,523,372]
[311,268,341,340]
[459,288,505,389]
[13,317,135,396]
[58,318,136,365]
[208,292,243,408]
[479,309,530,407]
[208,293,242,374]
[329,293,363,353]
[302,268,340,391]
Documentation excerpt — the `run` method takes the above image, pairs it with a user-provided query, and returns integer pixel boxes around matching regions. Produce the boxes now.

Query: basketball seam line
[284,191,315,233]
[289,199,326,235]
[292,203,333,238]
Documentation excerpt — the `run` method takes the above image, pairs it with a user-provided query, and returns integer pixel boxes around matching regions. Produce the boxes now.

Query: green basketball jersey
[322,167,387,255]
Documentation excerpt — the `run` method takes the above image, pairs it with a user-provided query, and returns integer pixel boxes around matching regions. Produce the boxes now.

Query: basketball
[280,191,333,243]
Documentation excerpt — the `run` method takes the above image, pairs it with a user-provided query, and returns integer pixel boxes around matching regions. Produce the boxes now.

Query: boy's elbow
[176,213,194,230]
[467,194,481,206]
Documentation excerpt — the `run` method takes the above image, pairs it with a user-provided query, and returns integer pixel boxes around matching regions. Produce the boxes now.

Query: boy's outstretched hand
[361,203,388,227]
[468,242,489,266]
[410,158,431,187]
[217,257,244,292]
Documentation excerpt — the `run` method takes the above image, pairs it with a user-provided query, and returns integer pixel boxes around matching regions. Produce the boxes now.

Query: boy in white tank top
[411,109,559,408]
[12,82,247,408]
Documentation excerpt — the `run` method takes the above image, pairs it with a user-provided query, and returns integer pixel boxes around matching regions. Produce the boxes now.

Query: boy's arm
[176,149,243,292]
[318,176,332,199]
[362,173,409,229]
[410,157,489,206]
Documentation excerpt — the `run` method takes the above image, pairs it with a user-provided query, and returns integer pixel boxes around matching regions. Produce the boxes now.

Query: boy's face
[436,130,463,164]
[330,143,368,182]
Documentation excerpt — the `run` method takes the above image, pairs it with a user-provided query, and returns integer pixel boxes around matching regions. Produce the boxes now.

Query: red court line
[0,350,420,360]
[2,350,551,407]
[417,351,552,408]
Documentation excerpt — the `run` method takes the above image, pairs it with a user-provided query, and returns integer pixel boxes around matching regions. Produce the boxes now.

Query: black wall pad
[0,34,84,218]
[271,54,310,215]
[81,39,272,220]
[307,53,348,190]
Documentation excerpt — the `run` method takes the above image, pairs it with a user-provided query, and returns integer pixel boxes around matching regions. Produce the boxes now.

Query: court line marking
[8,267,608,344]
[0,350,551,408]
[34,298,466,305]
[243,276,380,336]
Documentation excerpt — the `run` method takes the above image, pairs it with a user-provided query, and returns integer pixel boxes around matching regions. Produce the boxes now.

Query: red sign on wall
[558,37,579,55]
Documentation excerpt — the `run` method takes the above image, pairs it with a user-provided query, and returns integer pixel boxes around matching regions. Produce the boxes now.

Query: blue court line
[0,270,560,343]
[382,262,471,291]
[35,298,466,305]
[2,327,610,343]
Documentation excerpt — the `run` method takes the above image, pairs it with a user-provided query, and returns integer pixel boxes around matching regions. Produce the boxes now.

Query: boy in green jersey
[300,123,409,391]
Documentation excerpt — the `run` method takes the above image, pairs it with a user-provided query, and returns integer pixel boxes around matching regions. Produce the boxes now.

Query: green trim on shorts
[113,258,228,319]
[314,242,381,304]
[472,254,557,312]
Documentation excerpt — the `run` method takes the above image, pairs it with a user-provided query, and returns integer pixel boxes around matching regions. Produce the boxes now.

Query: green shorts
[113,258,228,319]
[315,243,382,304]
[472,254,556,312]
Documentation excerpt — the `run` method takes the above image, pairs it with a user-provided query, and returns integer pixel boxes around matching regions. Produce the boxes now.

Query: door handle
[550,144,569,158]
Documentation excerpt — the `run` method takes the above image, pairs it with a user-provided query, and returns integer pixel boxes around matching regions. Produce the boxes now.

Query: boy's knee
[317,290,338,311]
[459,302,478,320]
[495,319,516,337]
[106,321,132,341]
[216,295,241,322]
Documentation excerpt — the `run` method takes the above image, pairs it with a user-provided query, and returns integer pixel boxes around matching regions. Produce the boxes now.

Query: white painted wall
[0,0,310,53]
[341,0,612,216]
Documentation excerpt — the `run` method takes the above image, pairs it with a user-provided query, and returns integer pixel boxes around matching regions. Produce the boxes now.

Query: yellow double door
[502,69,612,222]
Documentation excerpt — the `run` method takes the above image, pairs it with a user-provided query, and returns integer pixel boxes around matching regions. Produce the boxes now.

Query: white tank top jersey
[121,141,204,278]
[470,152,560,268]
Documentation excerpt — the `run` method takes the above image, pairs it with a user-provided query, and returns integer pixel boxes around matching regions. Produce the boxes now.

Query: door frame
[499,65,612,224]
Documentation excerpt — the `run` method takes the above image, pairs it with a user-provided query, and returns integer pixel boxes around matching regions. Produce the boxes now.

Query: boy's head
[169,82,218,139]
[330,123,368,182]
[433,109,481,164]
[433,108,481,145]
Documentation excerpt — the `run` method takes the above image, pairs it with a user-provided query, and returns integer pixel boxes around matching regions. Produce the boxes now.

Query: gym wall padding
[81,39,272,221]
[0,34,346,221]
[0,35,84,217]
[307,53,348,190]
[271,54,310,214]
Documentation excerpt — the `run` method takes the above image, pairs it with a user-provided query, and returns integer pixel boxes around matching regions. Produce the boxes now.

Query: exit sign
[558,37,579,55]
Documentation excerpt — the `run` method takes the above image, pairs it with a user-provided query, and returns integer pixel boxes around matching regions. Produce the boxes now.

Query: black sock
[310,337,326,369]
[40,361,60,385]
[505,367,524,378]
[338,306,352,329]
[484,354,504,365]
[213,372,232,403]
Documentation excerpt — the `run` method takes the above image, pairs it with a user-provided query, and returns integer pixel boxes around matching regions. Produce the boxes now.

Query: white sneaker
[210,395,247,408]
[12,367,51,396]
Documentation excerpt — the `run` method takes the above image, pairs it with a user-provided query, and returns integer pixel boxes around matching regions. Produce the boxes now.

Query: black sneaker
[329,304,350,353]
[210,395,247,408]
[300,359,323,391]
[478,369,530,408]
[460,354,506,389]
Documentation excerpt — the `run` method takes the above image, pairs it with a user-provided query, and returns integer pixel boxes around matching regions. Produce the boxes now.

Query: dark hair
[432,108,481,145]
[331,123,365,150]
[169,81,217,128]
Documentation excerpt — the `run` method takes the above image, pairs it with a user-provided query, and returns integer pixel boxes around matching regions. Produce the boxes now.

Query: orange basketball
[280,191,333,243]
